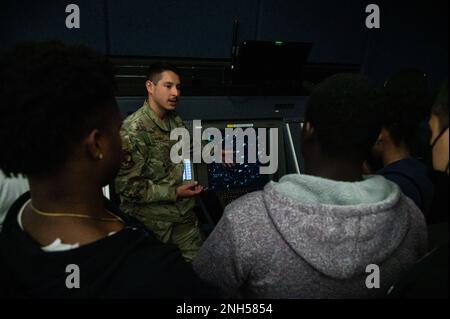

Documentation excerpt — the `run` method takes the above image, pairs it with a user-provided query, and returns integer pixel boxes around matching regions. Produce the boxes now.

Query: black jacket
[377,157,434,215]
[0,192,218,298]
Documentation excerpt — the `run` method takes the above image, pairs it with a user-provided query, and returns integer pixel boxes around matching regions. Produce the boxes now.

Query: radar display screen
[206,128,270,191]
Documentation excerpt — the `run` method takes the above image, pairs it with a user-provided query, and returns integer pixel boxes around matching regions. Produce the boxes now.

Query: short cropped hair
[0,41,117,177]
[146,62,180,84]
[305,73,382,160]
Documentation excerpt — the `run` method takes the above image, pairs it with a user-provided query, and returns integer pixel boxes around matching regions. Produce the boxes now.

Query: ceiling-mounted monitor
[233,40,313,87]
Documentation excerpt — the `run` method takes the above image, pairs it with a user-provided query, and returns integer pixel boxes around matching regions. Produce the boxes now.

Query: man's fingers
[193,185,203,193]
[176,181,203,198]
[189,182,203,192]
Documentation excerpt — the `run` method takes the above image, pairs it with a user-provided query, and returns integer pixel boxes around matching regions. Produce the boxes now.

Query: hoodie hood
[265,174,410,279]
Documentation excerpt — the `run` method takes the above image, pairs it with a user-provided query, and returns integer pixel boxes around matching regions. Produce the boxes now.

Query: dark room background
[1,0,448,120]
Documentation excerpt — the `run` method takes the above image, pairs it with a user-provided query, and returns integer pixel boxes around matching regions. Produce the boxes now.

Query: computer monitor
[195,118,286,193]
[206,128,270,192]
[233,40,313,85]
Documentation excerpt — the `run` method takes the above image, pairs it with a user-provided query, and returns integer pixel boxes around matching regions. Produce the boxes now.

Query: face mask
[429,125,449,173]
[413,122,432,163]
[428,168,449,224]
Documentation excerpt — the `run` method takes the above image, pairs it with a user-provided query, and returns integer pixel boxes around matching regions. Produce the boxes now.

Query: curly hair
[305,73,383,160]
[0,41,117,177]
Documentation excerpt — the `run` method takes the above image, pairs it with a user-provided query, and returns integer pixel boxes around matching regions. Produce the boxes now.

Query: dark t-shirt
[0,192,219,298]
[378,158,434,216]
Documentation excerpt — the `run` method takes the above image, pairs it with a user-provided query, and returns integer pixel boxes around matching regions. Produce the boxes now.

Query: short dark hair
[381,68,431,148]
[305,73,382,160]
[0,41,117,177]
[146,62,180,83]
[432,79,449,131]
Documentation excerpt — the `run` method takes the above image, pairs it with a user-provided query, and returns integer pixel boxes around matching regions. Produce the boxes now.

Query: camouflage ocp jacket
[115,100,195,224]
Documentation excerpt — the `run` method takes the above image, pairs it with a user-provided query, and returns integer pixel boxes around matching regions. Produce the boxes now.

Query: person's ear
[85,129,104,161]
[371,128,389,156]
[145,80,154,95]
[301,121,315,142]
[375,128,389,146]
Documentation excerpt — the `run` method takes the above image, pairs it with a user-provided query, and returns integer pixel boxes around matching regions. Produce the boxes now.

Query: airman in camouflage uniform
[115,64,203,262]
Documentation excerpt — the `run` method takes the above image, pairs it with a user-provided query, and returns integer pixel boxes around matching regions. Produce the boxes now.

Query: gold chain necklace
[30,202,124,223]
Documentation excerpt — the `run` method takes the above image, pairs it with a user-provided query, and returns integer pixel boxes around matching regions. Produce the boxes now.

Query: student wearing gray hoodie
[193,74,428,298]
